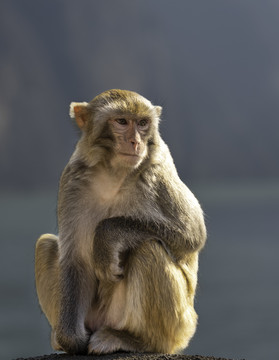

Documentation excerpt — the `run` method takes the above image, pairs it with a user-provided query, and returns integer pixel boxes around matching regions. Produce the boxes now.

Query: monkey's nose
[130,140,139,151]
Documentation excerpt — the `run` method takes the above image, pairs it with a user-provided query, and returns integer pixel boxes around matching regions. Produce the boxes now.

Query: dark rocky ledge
[14,352,244,360]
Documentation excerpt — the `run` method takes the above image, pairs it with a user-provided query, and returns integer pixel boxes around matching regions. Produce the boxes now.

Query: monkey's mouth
[119,152,140,158]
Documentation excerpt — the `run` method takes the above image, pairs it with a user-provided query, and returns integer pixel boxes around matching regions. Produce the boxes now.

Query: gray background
[0,1,278,360]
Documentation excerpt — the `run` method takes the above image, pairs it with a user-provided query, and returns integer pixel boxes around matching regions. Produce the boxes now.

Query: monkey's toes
[88,328,124,354]
[88,332,113,354]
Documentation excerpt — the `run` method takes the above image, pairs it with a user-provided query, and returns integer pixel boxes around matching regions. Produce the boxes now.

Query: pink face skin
[109,117,150,168]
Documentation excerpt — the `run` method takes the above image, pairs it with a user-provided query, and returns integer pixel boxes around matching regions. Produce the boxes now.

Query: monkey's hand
[94,254,124,283]
[93,221,125,282]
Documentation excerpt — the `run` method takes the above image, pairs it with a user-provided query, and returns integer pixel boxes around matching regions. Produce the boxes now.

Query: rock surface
[14,352,243,360]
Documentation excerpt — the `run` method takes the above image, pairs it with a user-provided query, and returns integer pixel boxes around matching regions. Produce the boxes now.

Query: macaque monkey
[35,89,206,355]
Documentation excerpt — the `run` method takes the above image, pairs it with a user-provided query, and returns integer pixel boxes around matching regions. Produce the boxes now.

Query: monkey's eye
[115,118,128,125]
[138,119,149,128]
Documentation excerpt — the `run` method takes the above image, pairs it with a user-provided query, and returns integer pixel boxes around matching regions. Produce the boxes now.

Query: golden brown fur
[35,89,206,355]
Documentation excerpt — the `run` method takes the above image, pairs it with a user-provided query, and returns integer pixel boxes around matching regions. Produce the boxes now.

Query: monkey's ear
[155,106,162,117]
[69,102,90,129]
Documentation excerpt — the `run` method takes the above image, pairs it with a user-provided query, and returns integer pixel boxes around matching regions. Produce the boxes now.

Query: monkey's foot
[88,327,140,354]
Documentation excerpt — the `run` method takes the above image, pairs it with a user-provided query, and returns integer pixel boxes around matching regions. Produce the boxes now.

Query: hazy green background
[0,1,278,360]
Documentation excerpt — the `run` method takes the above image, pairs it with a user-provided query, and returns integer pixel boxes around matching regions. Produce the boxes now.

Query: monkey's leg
[36,234,95,354]
[88,240,198,354]
[55,257,94,354]
[35,234,62,350]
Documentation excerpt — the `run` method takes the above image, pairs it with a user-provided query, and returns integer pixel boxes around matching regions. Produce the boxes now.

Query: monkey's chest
[89,171,160,221]
[90,171,124,203]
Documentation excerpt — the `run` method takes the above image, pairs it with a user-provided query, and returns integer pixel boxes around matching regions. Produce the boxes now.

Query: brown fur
[35,89,206,355]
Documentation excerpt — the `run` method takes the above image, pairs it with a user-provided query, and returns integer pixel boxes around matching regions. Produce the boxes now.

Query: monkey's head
[70,89,162,169]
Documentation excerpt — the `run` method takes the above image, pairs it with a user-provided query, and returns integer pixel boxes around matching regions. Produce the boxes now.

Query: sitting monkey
[35,89,206,355]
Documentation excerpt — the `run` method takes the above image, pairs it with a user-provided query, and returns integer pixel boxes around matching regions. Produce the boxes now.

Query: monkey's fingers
[94,262,124,283]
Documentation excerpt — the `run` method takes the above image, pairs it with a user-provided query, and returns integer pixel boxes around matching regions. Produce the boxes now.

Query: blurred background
[0,1,278,359]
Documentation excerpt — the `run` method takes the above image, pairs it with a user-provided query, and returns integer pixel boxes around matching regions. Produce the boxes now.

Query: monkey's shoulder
[138,163,202,219]
[60,159,91,185]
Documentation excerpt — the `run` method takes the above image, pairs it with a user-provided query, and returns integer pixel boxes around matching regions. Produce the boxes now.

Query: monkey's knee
[36,233,58,253]
[35,233,60,327]
[36,233,58,260]
[35,234,59,278]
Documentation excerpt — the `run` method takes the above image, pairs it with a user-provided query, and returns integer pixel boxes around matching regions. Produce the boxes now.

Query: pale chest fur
[88,168,163,222]
[70,170,126,262]
[91,169,125,204]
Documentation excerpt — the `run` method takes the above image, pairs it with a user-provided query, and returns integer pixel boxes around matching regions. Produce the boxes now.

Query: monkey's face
[69,89,162,169]
[109,115,149,169]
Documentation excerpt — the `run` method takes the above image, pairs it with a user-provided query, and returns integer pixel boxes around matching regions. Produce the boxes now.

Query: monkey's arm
[54,165,94,354]
[93,213,206,282]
